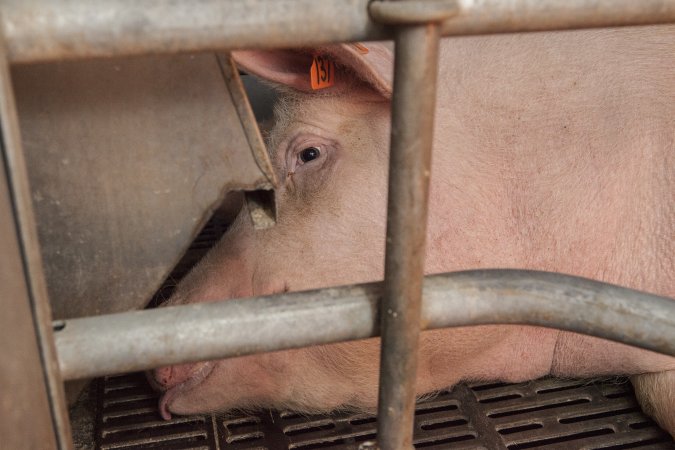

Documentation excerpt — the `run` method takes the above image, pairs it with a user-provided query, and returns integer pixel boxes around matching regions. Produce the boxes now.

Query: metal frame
[0,29,72,449]
[4,0,675,64]
[2,1,675,449]
[0,70,60,450]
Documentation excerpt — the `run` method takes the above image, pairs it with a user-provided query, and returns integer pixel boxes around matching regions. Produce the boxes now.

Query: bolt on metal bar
[55,270,675,384]
[3,0,675,64]
[375,15,443,450]
[0,28,73,450]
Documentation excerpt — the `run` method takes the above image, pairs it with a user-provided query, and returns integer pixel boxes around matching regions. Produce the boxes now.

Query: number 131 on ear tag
[310,55,335,90]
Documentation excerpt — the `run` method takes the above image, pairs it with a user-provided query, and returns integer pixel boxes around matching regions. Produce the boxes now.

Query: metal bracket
[369,0,459,25]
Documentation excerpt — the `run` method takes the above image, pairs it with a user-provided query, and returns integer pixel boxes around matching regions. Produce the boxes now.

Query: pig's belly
[421,148,675,387]
[420,244,675,387]
[420,326,558,392]
[421,325,674,394]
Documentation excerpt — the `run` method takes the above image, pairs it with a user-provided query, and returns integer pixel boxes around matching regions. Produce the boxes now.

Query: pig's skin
[152,27,675,434]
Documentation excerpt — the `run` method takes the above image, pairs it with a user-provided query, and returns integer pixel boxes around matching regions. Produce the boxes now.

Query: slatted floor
[95,373,674,450]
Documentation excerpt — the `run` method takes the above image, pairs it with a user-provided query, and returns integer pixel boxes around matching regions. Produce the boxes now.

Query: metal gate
[2,1,675,449]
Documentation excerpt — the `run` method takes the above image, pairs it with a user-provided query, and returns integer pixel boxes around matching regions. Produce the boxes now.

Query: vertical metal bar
[376,21,441,450]
[0,114,59,450]
[0,25,73,450]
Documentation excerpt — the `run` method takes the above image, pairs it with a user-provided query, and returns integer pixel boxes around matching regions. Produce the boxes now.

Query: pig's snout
[151,363,195,391]
[150,361,215,420]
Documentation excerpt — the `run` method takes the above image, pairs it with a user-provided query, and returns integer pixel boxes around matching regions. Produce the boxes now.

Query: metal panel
[0,120,58,450]
[12,53,273,320]
[54,270,675,381]
[3,0,675,63]
[0,33,70,449]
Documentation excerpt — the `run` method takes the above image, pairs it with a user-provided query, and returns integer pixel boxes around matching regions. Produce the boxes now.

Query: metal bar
[55,270,675,381]
[217,53,278,191]
[0,27,73,450]
[0,81,59,450]
[2,0,386,64]
[4,0,675,64]
[217,53,278,229]
[376,18,442,450]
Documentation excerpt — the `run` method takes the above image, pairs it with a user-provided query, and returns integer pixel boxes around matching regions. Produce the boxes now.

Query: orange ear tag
[310,55,335,90]
[352,43,369,55]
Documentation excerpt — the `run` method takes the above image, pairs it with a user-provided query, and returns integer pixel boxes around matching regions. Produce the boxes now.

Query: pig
[151,26,675,436]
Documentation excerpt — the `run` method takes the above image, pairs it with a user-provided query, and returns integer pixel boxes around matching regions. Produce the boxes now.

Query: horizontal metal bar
[1,0,384,64]
[55,270,675,381]
[4,0,675,63]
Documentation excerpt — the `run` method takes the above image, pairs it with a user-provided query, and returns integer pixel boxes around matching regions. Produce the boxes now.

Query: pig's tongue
[157,361,215,421]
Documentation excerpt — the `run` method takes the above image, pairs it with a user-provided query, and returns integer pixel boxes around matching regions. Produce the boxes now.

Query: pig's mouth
[158,361,215,420]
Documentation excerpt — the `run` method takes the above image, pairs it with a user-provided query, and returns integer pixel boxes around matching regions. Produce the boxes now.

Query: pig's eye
[299,147,321,163]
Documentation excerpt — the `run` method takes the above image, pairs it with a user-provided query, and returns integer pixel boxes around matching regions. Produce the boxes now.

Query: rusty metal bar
[3,0,675,64]
[0,29,73,450]
[54,270,675,381]
[375,11,444,450]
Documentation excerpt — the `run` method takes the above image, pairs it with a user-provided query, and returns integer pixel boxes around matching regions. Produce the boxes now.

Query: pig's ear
[233,42,393,99]
[233,50,314,92]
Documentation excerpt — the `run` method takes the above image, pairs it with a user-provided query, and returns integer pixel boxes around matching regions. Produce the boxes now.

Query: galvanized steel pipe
[54,270,675,381]
[4,0,675,63]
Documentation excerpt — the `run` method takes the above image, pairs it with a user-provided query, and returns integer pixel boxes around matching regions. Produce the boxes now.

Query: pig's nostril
[154,367,175,388]
[153,363,201,391]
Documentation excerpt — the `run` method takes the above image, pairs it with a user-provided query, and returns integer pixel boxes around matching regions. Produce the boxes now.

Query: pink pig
[152,26,675,435]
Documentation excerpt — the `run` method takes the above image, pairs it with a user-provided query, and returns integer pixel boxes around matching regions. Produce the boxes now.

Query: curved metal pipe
[54,270,675,381]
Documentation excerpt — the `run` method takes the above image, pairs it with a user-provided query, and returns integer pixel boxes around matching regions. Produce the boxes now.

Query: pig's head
[150,43,395,419]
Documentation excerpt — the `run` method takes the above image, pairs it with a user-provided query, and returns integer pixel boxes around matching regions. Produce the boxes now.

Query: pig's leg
[631,371,675,437]
[552,332,675,437]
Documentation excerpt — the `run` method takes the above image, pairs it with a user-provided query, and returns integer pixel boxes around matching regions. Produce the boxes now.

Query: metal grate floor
[95,373,674,450]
